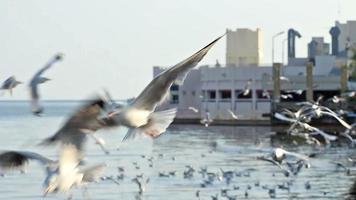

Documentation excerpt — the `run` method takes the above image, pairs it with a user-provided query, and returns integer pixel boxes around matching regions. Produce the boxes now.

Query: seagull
[262,90,271,99]
[227,109,238,120]
[103,35,223,140]
[132,176,150,194]
[281,94,293,99]
[0,76,22,96]
[280,76,290,82]
[38,96,109,197]
[272,148,309,163]
[200,111,213,127]
[188,106,199,113]
[0,150,106,197]
[29,53,63,116]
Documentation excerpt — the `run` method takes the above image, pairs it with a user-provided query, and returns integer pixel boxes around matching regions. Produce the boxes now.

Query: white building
[154,59,341,121]
[153,25,347,121]
[226,28,264,66]
[336,20,356,52]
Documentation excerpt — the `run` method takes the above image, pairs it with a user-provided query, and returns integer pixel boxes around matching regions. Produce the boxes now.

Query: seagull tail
[122,108,177,141]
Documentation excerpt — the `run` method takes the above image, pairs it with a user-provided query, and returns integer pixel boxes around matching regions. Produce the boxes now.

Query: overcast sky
[1,0,355,100]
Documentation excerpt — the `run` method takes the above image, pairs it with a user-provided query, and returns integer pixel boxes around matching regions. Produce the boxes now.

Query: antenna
[337,0,341,20]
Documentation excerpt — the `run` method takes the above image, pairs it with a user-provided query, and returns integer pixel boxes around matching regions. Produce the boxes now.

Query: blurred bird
[189,106,199,113]
[0,150,106,197]
[0,76,22,96]
[200,111,213,127]
[29,53,63,116]
[227,109,238,120]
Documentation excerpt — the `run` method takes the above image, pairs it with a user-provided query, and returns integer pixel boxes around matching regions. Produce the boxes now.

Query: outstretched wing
[130,35,224,111]
[80,163,107,183]
[0,150,53,170]
[1,76,16,89]
[30,53,63,84]
[40,96,107,146]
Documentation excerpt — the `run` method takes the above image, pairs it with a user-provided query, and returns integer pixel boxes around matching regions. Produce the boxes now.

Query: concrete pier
[306,62,314,102]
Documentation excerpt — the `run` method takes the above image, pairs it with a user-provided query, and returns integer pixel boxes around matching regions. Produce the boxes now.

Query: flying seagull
[103,35,224,140]
[227,109,238,120]
[0,76,22,96]
[0,150,106,197]
[188,106,199,113]
[29,53,63,116]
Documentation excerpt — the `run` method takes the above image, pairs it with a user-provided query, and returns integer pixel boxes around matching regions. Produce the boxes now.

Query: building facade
[225,28,264,66]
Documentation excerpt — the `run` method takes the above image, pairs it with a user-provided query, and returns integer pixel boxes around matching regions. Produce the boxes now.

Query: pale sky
[1,0,355,100]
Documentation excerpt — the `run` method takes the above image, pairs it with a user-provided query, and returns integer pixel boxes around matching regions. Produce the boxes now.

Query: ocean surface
[0,101,355,200]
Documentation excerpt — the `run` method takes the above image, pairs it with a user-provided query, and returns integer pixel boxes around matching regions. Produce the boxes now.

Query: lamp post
[272,31,285,64]
[282,38,288,65]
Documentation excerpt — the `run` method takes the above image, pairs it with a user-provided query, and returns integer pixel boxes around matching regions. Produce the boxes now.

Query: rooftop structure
[225,28,264,66]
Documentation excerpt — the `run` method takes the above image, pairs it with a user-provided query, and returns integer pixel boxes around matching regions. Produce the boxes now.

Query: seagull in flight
[103,35,224,140]
[0,150,106,198]
[188,106,199,113]
[227,109,238,120]
[0,76,22,96]
[29,53,63,116]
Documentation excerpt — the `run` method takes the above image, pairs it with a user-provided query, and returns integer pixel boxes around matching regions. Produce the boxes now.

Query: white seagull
[29,53,63,115]
[227,109,238,120]
[188,106,199,113]
[0,150,106,198]
[103,35,224,140]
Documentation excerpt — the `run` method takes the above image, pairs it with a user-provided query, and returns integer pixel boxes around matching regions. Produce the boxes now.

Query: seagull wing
[130,36,223,112]
[0,150,54,170]
[40,97,107,146]
[80,163,106,183]
[227,109,238,119]
[257,156,291,176]
[274,113,297,123]
[283,150,309,161]
[1,76,16,89]
[30,54,62,84]
[320,110,352,130]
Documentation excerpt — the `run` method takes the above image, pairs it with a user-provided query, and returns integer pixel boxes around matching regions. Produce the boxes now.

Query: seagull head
[54,53,64,61]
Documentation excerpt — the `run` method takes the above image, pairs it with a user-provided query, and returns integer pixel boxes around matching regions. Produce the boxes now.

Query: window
[170,94,179,104]
[182,90,186,95]
[192,91,196,96]
[219,90,231,100]
[171,84,179,91]
[207,90,216,100]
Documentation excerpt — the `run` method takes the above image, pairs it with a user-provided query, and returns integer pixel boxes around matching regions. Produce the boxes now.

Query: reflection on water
[0,102,355,199]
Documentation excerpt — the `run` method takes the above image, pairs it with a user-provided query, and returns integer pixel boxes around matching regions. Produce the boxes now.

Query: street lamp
[272,31,285,64]
[281,38,288,65]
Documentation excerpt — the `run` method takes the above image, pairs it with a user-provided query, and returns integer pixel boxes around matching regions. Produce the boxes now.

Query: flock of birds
[0,35,225,199]
[274,94,356,146]
[1,34,356,199]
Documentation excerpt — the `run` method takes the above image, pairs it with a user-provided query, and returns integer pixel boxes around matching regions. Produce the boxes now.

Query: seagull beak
[43,188,50,197]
